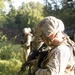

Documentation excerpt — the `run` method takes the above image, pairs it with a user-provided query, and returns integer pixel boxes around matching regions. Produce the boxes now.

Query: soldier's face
[41,35,52,46]
[48,32,64,45]
[41,34,61,46]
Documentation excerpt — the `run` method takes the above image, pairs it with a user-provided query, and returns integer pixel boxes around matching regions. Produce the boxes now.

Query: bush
[0,59,22,75]
[0,34,28,75]
[0,41,23,61]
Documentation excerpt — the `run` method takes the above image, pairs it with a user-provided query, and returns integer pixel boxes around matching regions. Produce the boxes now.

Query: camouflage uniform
[22,28,33,61]
[33,16,75,75]
[31,36,44,50]
[35,41,74,75]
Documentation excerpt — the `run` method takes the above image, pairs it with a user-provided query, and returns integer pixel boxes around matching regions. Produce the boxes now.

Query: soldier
[22,27,33,61]
[33,16,75,75]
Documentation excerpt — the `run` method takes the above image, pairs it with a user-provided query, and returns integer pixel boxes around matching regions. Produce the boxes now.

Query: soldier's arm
[35,45,71,75]
[26,35,32,46]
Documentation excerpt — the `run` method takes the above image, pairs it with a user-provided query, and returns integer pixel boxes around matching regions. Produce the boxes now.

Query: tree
[43,0,75,29]
[15,2,44,30]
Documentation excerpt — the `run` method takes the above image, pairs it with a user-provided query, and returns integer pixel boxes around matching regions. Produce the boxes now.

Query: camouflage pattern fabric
[22,33,33,61]
[34,41,75,75]
[35,16,65,38]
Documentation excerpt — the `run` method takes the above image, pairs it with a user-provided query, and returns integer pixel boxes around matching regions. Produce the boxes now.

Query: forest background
[0,0,75,75]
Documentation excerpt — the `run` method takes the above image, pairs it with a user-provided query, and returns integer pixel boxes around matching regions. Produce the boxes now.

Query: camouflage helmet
[35,16,65,37]
[27,27,31,32]
[23,28,30,34]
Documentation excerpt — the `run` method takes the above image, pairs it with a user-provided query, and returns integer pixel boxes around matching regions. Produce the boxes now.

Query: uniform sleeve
[26,35,32,46]
[35,45,71,75]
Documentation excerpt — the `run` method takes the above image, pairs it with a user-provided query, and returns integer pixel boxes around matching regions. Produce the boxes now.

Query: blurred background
[0,0,75,75]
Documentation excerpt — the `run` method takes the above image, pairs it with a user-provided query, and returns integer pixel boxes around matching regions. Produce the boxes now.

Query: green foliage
[0,0,5,9]
[0,59,22,75]
[14,2,44,30]
[0,15,6,27]
[0,41,23,61]
[0,34,26,74]
[0,34,23,60]
[0,0,75,74]
[43,0,75,29]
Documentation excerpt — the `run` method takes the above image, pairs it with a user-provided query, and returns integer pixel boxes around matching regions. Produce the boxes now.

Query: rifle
[18,43,47,75]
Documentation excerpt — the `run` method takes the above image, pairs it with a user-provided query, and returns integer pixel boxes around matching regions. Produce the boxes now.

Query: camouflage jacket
[34,41,75,75]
